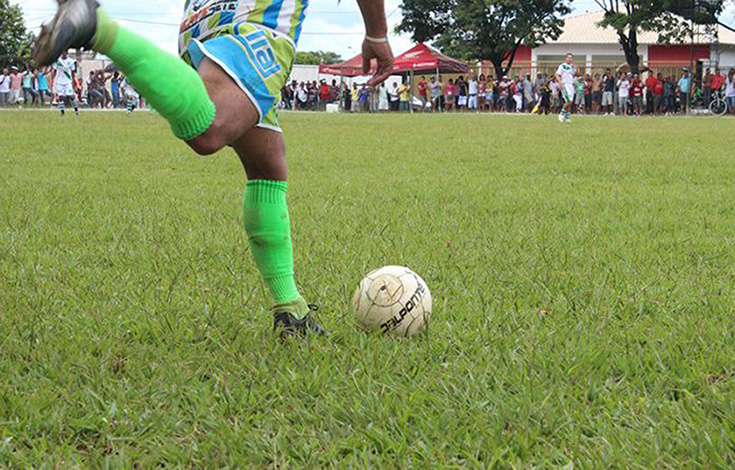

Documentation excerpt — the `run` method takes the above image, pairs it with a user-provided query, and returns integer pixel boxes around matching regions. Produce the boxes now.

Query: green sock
[92,9,215,140]
[243,180,306,318]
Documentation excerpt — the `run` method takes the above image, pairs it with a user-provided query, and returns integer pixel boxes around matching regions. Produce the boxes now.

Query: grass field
[1,110,735,468]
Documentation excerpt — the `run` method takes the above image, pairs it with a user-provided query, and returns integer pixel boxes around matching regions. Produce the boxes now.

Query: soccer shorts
[186,23,295,133]
[562,84,575,103]
[56,82,75,97]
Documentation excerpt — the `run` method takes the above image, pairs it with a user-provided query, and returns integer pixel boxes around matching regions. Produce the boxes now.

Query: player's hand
[362,39,394,87]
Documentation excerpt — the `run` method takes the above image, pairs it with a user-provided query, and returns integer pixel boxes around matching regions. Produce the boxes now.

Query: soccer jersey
[54,57,76,86]
[178,0,308,57]
[556,62,576,85]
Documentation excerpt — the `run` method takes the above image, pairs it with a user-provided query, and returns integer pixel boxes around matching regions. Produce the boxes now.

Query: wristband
[365,35,389,44]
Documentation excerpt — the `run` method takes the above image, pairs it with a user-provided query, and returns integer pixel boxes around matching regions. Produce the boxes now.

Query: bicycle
[709,88,727,116]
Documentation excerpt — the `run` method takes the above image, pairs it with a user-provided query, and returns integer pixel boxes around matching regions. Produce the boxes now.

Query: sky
[14,0,734,60]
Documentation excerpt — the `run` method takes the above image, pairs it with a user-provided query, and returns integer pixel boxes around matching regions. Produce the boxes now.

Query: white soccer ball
[353,266,432,338]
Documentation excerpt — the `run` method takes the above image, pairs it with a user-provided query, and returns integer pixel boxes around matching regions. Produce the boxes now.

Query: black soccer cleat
[33,0,99,67]
[273,305,327,340]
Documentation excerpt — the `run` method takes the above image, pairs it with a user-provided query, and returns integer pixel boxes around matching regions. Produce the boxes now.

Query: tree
[295,50,343,65]
[0,0,34,68]
[397,0,571,79]
[595,0,728,74]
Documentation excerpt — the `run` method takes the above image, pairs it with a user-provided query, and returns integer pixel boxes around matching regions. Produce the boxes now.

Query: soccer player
[33,0,394,338]
[555,52,576,123]
[53,51,79,116]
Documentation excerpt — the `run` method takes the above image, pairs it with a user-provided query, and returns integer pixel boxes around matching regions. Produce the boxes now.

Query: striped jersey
[178,0,309,55]
[53,57,76,86]
[556,62,576,85]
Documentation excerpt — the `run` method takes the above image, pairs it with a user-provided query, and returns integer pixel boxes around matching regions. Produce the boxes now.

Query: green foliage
[295,50,342,65]
[596,0,727,73]
[0,0,33,68]
[2,111,735,467]
[398,0,571,79]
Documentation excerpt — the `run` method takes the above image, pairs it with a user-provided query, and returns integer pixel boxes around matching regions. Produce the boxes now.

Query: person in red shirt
[645,70,658,114]
[630,74,643,116]
[319,79,330,110]
[711,68,725,98]
[652,72,665,114]
[417,75,428,112]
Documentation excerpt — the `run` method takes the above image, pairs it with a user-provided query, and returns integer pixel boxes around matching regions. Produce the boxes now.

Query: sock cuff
[245,180,288,204]
[171,98,216,141]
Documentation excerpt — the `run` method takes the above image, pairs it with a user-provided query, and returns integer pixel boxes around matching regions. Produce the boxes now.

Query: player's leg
[232,126,325,337]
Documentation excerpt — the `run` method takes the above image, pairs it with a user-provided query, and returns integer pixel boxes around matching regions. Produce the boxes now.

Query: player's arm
[357,0,394,86]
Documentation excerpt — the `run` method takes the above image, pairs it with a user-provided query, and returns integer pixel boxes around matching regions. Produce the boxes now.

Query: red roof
[318,54,377,77]
[391,43,469,74]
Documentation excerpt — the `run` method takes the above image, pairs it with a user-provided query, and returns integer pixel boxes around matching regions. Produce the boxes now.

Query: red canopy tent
[318,54,377,77]
[391,43,469,74]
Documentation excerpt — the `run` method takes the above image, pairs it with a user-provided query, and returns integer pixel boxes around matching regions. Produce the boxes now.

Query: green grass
[1,110,735,468]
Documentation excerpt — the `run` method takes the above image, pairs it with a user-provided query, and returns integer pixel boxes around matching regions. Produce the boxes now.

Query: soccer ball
[353,266,432,338]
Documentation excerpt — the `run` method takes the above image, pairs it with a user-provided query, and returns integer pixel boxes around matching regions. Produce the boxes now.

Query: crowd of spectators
[278,66,735,116]
[0,63,144,111]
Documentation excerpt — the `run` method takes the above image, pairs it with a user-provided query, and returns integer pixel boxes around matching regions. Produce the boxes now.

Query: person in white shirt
[554,52,576,123]
[467,74,478,111]
[0,69,10,106]
[53,51,78,116]
[725,69,735,114]
[617,73,631,116]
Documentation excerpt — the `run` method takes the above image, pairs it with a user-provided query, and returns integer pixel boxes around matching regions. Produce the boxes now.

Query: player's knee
[187,130,226,156]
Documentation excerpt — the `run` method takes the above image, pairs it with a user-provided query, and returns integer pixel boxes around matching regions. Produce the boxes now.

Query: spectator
[319,80,329,110]
[523,73,534,112]
[617,73,631,116]
[429,75,441,112]
[630,74,643,116]
[342,83,352,112]
[456,75,467,111]
[726,69,735,114]
[652,73,664,114]
[664,75,676,114]
[573,73,585,114]
[485,75,495,112]
[467,73,478,112]
[398,79,410,112]
[329,79,339,103]
[417,76,428,112]
[444,78,455,112]
[379,83,389,111]
[539,81,551,115]
[359,84,370,112]
[601,69,614,115]
[711,68,724,99]
[350,83,359,112]
[110,71,121,108]
[0,69,10,106]
[298,82,308,110]
[549,79,560,113]
[478,74,487,112]
[36,68,50,106]
[369,84,380,112]
[9,66,22,105]
[645,71,658,114]
[591,73,602,114]
[21,65,35,106]
[678,69,691,112]
[583,74,593,113]
[512,76,523,112]
[702,68,712,106]
[388,82,400,111]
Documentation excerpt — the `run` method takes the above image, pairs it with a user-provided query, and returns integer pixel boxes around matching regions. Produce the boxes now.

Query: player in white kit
[53,51,79,116]
[555,52,576,123]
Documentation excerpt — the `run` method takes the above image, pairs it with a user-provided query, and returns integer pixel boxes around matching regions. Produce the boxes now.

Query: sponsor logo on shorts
[241,30,282,80]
